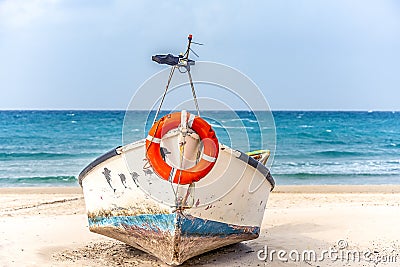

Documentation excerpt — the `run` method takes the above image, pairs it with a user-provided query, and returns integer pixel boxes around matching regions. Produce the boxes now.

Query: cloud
[0,0,60,31]
[0,0,399,109]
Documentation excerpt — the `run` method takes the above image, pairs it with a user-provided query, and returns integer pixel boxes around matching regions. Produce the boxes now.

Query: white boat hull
[79,140,274,265]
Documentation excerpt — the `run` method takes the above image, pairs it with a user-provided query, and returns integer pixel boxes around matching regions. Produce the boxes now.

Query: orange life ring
[145,111,219,184]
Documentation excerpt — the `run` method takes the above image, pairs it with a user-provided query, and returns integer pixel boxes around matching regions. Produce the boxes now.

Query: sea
[1,110,399,187]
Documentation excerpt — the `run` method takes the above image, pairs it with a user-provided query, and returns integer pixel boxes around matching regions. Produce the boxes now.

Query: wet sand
[1,185,399,266]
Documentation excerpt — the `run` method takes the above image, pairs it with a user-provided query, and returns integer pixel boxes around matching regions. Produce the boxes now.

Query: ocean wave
[299,125,314,128]
[209,123,255,130]
[227,118,259,123]
[274,173,399,178]
[272,161,400,177]
[310,150,364,157]
[384,143,400,148]
[0,152,97,160]
[313,139,347,145]
[295,132,316,138]
[0,176,77,186]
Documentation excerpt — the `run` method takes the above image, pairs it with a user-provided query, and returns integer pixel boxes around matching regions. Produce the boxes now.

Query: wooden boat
[78,35,275,265]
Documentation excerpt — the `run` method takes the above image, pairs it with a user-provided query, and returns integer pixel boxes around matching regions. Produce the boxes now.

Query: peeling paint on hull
[89,213,259,265]
[79,142,274,265]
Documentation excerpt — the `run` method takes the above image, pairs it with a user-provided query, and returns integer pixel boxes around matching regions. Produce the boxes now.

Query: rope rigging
[145,35,205,208]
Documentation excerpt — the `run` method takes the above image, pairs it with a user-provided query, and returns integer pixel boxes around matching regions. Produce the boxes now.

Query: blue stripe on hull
[89,214,176,233]
[88,214,259,237]
[178,215,260,236]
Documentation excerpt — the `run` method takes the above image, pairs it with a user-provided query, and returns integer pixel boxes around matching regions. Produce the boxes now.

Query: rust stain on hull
[88,213,259,265]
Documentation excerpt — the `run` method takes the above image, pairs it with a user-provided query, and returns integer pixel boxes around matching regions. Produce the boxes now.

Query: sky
[0,0,399,110]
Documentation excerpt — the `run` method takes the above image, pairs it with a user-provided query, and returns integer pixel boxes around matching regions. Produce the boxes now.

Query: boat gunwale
[78,146,122,186]
[78,144,275,190]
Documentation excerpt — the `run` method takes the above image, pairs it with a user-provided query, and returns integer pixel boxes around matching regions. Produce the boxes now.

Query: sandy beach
[1,185,399,267]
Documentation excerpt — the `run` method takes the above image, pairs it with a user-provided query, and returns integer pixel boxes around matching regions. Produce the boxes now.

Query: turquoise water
[1,110,399,186]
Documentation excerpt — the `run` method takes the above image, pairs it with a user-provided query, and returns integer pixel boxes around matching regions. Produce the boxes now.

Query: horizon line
[0,109,399,112]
